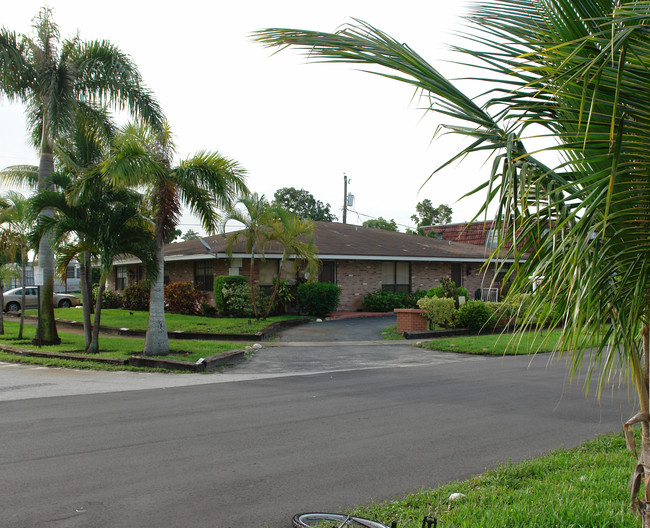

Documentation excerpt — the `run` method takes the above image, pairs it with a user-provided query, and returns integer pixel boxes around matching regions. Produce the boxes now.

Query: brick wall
[108,257,503,311]
[336,261,383,311]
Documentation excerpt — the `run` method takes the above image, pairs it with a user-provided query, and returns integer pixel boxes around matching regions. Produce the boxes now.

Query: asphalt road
[0,339,632,528]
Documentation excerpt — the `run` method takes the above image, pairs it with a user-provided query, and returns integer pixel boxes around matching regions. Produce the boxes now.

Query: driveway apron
[233,314,485,375]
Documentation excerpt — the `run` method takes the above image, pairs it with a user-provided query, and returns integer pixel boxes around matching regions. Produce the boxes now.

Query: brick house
[109,222,515,311]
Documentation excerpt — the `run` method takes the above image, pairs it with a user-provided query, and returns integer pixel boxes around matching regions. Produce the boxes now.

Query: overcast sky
[0,0,494,234]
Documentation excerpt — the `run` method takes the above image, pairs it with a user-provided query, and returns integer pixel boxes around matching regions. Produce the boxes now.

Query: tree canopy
[362,217,398,231]
[273,187,337,222]
[411,200,452,229]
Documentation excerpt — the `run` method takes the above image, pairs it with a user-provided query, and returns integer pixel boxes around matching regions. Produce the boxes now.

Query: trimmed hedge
[213,275,248,314]
[296,282,341,317]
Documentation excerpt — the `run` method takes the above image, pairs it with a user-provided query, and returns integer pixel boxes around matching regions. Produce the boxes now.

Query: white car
[4,287,81,312]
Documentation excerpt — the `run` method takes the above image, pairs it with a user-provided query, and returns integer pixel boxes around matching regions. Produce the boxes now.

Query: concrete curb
[0,343,247,372]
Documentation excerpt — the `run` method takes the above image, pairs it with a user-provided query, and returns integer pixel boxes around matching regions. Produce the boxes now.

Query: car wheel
[6,302,20,312]
[58,299,72,308]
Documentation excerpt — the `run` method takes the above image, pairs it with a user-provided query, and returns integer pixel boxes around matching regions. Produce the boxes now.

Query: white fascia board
[118,253,518,265]
[115,254,216,265]
[216,253,517,263]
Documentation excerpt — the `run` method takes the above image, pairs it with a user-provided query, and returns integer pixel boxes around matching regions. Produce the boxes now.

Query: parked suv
[4,287,81,312]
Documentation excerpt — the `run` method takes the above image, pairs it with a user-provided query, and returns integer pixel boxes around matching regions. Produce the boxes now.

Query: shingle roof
[425,221,496,246]
[163,221,499,262]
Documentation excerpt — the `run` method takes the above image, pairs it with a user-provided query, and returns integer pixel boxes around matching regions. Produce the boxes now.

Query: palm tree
[256,2,650,522]
[221,193,273,319]
[105,122,248,355]
[0,191,35,339]
[262,208,319,319]
[31,173,156,354]
[0,7,163,344]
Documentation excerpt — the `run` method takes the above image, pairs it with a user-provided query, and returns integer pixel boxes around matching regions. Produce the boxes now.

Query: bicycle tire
[292,512,391,528]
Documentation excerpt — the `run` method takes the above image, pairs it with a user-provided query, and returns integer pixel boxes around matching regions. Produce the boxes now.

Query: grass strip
[349,432,636,527]
[36,308,306,334]
[0,320,243,371]
[420,329,565,355]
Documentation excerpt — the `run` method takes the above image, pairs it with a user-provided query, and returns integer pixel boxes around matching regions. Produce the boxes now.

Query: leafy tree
[273,187,337,222]
[411,200,452,228]
[256,3,650,521]
[362,217,398,231]
[181,229,200,241]
[0,192,33,339]
[0,7,163,344]
[31,172,157,354]
[221,193,273,319]
[261,207,320,319]
[105,122,247,355]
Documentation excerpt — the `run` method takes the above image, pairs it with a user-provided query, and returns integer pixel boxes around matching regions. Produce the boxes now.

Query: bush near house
[122,281,151,311]
[296,282,341,317]
[362,289,426,312]
[417,296,456,329]
[427,278,468,308]
[455,300,495,331]
[91,286,123,309]
[164,281,204,315]
[213,275,248,314]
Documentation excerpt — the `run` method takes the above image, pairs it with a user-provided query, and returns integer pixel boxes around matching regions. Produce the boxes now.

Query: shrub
[164,281,204,315]
[362,289,427,312]
[455,300,495,331]
[220,281,273,318]
[273,278,297,314]
[296,282,341,317]
[213,275,248,314]
[362,289,401,312]
[122,281,151,311]
[427,278,468,308]
[92,286,123,309]
[417,296,457,329]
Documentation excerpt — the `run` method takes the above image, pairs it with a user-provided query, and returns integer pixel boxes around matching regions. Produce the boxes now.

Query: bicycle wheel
[292,513,390,528]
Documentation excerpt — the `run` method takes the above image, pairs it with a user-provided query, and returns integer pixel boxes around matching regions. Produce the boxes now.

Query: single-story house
[110,221,516,310]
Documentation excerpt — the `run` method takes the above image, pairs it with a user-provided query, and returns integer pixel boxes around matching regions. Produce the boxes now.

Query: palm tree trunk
[249,250,259,319]
[143,237,169,356]
[36,151,60,345]
[86,270,107,354]
[79,251,93,350]
[0,279,4,335]
[263,261,283,319]
[18,248,26,340]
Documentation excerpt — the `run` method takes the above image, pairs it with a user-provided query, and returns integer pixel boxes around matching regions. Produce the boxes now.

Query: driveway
[232,314,481,375]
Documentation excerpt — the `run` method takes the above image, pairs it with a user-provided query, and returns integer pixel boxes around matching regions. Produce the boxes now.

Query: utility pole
[343,173,349,224]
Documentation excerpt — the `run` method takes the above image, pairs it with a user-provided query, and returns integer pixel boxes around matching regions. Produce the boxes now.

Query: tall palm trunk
[249,246,259,319]
[628,318,650,525]
[263,261,284,319]
[79,251,93,350]
[86,270,107,354]
[36,150,60,345]
[0,279,4,335]
[143,234,169,356]
[18,246,26,340]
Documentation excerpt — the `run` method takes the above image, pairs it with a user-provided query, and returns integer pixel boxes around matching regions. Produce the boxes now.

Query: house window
[194,260,214,291]
[319,261,336,284]
[116,266,128,291]
[382,262,410,292]
[485,228,499,248]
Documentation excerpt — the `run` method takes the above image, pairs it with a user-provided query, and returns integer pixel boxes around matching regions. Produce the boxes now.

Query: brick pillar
[394,309,428,333]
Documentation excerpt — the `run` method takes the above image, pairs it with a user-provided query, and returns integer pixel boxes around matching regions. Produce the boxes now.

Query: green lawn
[347,432,636,528]
[420,329,567,355]
[0,320,243,371]
[27,308,306,334]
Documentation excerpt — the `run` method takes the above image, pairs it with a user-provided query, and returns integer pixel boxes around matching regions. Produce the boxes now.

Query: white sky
[0,0,494,234]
